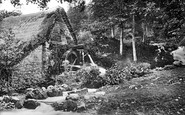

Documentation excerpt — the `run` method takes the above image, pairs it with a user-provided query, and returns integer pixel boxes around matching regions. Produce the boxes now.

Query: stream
[0,89,99,115]
[1,103,88,115]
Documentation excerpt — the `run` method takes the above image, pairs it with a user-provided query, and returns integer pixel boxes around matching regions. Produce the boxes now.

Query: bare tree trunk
[111,26,115,38]
[132,14,137,62]
[142,22,145,43]
[120,24,124,55]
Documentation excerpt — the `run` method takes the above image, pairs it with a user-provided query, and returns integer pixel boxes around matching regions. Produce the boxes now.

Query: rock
[171,47,185,65]
[61,84,68,88]
[88,89,97,93]
[163,65,176,70]
[23,99,40,109]
[15,101,23,109]
[46,85,64,97]
[66,93,80,101]
[25,88,34,93]
[55,85,65,96]
[77,101,86,112]
[75,88,88,95]
[42,87,47,92]
[2,96,19,103]
[84,95,91,100]
[52,100,77,112]
[2,96,12,103]
[98,66,107,76]
[61,84,72,91]
[26,88,47,99]
[95,91,105,96]
[11,93,19,96]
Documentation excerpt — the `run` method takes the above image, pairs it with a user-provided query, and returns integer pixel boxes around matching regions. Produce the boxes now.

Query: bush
[76,67,106,88]
[103,62,151,85]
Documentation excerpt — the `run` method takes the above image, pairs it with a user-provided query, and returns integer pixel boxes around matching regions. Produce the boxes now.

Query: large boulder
[171,47,185,65]
[23,99,40,109]
[26,88,47,99]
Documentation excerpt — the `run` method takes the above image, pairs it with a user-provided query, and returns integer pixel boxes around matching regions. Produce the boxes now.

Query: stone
[61,84,72,91]
[75,88,88,95]
[171,47,185,65]
[46,85,63,97]
[2,96,19,104]
[25,88,34,93]
[88,89,97,93]
[77,101,86,112]
[95,91,105,96]
[66,93,80,101]
[163,65,176,70]
[23,99,40,109]
[2,95,12,103]
[15,101,23,109]
[26,88,48,99]
[52,100,77,112]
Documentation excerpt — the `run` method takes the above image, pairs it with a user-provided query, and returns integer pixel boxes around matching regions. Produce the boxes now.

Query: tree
[67,5,88,34]
[1,0,86,9]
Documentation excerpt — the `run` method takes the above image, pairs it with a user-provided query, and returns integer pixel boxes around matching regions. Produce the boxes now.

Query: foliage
[0,10,21,21]
[87,0,185,44]
[8,0,86,9]
[0,28,21,63]
[77,30,93,44]
[85,36,119,68]
[0,28,22,94]
[12,59,45,93]
[76,66,106,88]
[104,62,151,85]
[67,5,88,34]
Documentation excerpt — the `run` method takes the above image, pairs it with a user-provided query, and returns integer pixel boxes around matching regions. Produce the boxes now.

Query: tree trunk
[111,26,115,38]
[142,22,145,43]
[42,42,46,77]
[132,14,137,62]
[120,24,124,55]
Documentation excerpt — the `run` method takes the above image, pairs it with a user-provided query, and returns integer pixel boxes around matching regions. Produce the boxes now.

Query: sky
[0,0,91,14]
[0,0,70,14]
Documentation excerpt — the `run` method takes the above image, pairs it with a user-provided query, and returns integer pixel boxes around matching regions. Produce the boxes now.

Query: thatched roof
[0,7,73,42]
[0,6,77,67]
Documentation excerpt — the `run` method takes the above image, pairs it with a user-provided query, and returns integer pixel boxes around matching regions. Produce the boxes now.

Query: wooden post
[42,42,46,77]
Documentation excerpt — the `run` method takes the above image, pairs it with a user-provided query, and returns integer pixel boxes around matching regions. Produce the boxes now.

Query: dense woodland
[0,0,185,115]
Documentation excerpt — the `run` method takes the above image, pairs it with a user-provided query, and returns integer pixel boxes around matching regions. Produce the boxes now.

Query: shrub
[76,67,106,88]
[103,62,151,85]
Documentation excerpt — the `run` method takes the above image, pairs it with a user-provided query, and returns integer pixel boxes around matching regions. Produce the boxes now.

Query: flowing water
[0,89,99,115]
[0,103,90,115]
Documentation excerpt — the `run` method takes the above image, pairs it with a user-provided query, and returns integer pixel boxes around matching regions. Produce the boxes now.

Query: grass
[97,67,185,115]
